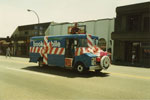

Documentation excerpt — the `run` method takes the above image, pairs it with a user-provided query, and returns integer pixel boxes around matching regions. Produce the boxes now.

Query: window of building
[39,31,43,35]
[40,26,43,30]
[34,31,38,35]
[24,31,29,35]
[127,15,140,32]
[143,17,150,32]
[34,26,38,30]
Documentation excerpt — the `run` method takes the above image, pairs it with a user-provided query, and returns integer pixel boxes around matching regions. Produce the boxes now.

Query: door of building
[125,41,140,64]
[132,42,140,64]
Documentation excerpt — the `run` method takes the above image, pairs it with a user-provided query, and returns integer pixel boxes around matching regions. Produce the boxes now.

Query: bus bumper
[89,65,101,71]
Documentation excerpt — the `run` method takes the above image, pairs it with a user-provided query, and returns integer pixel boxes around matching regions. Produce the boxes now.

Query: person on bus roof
[71,23,80,34]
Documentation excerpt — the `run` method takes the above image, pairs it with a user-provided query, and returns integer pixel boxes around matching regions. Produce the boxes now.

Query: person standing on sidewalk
[132,53,136,64]
[6,47,11,58]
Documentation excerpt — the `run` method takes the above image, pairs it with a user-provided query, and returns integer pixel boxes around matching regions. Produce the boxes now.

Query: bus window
[78,38,98,47]
[65,39,75,58]
[78,39,88,47]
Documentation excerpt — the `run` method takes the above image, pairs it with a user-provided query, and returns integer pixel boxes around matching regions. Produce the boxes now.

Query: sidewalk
[0,55,30,62]
[112,61,150,68]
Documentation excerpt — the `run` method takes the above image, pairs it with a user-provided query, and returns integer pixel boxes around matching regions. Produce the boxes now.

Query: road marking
[6,67,56,78]
[103,71,150,80]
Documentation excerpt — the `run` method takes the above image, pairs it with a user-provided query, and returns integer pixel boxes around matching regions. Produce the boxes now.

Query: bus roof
[31,34,98,39]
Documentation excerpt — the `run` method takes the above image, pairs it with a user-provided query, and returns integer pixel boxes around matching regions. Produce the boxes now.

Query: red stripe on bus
[54,48,58,54]
[75,48,79,56]
[87,39,93,47]
[43,55,48,61]
[49,48,53,54]
[30,47,33,52]
[49,42,52,48]
[37,47,40,53]
[59,48,64,55]
[33,47,36,53]
[80,48,83,55]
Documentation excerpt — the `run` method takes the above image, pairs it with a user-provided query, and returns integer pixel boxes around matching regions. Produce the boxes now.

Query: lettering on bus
[33,41,44,47]
[51,41,61,47]
[33,41,61,47]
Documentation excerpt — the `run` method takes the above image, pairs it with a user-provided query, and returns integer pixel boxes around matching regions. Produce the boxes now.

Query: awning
[17,41,25,44]
[111,32,150,41]
[0,40,10,44]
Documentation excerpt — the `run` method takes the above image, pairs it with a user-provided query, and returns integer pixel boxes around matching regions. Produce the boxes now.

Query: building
[11,22,51,57]
[45,19,115,60]
[0,37,11,55]
[112,2,150,66]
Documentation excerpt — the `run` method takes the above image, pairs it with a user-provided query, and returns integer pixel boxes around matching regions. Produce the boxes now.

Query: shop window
[143,17,150,32]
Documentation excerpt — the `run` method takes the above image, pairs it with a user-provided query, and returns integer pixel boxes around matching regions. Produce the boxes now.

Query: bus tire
[76,63,86,73]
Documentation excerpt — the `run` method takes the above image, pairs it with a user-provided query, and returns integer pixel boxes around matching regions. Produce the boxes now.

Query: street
[0,55,150,100]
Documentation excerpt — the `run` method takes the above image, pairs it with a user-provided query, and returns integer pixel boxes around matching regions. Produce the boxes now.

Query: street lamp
[27,9,40,24]
[27,9,40,35]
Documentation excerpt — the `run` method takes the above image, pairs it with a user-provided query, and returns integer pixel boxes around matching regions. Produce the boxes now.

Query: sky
[0,0,149,37]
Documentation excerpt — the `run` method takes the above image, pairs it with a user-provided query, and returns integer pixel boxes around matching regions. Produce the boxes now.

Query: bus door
[65,38,77,67]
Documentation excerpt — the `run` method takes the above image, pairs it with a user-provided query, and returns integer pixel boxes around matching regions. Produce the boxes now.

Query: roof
[116,2,150,14]
[32,34,98,39]
[0,38,6,40]
[117,1,150,8]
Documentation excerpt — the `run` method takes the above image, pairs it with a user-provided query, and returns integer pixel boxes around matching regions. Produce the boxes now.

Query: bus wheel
[76,64,85,73]
[38,59,44,67]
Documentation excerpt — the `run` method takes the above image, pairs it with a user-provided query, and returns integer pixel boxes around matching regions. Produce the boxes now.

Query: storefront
[0,39,11,55]
[112,2,150,66]
[124,41,150,65]
[11,22,50,57]
[11,38,30,57]
[112,33,150,66]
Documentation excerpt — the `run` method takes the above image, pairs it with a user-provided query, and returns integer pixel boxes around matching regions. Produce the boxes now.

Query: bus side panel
[48,54,65,67]
[74,54,91,68]
[29,37,44,63]
[29,53,41,63]
[47,37,65,67]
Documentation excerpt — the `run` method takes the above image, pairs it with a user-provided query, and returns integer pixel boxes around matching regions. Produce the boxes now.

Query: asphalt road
[0,55,150,100]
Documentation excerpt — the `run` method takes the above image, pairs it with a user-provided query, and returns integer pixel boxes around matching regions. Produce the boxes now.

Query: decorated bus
[29,34,111,73]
